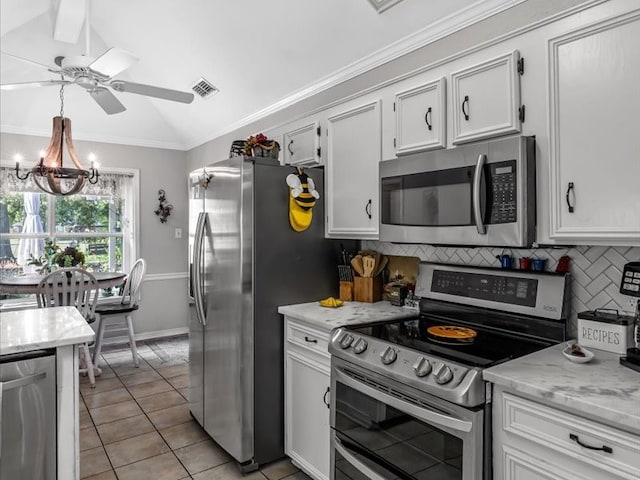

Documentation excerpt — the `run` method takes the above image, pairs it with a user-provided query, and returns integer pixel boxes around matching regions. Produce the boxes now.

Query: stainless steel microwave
[379,135,536,247]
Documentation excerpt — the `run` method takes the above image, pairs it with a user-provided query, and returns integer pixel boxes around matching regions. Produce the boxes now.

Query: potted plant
[243,133,280,158]
[53,246,86,269]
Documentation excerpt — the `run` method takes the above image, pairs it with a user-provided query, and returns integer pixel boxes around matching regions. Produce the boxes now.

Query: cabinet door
[451,50,522,144]
[395,77,446,155]
[326,100,381,239]
[285,349,331,480]
[284,122,321,166]
[548,12,640,244]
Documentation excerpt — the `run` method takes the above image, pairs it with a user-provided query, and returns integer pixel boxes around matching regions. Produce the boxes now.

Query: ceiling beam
[53,0,86,44]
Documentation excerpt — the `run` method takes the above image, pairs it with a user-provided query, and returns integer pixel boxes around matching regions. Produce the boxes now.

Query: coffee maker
[620,262,640,372]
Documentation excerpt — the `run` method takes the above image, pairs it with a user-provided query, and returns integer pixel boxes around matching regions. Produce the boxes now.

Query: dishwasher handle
[1,372,47,391]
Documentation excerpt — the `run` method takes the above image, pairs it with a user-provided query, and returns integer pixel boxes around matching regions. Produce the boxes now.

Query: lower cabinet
[493,386,640,480]
[284,317,331,480]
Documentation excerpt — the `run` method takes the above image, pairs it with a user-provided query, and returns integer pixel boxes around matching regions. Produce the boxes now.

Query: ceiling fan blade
[1,51,60,73]
[1,80,71,90]
[110,80,194,104]
[88,88,127,115]
[89,48,138,78]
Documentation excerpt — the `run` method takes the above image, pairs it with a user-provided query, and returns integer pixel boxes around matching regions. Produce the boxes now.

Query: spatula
[350,255,365,277]
[363,256,376,277]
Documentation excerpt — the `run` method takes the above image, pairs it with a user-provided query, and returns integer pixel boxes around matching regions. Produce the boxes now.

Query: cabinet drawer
[502,393,640,479]
[286,321,330,358]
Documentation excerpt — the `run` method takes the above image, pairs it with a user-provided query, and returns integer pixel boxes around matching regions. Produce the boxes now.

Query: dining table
[0,271,127,295]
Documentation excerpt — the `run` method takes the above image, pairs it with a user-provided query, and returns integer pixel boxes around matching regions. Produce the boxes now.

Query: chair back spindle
[37,268,99,322]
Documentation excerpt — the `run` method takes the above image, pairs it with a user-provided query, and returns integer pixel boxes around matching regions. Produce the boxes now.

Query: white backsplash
[363,241,640,337]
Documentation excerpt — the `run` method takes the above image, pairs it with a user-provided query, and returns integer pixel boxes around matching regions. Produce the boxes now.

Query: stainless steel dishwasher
[1,349,57,480]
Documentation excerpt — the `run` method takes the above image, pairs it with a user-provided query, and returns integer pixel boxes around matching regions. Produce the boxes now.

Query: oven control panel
[329,328,486,407]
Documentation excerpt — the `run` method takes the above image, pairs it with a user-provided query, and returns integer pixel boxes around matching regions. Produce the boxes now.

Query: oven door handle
[335,369,473,433]
[333,436,388,480]
[473,153,487,235]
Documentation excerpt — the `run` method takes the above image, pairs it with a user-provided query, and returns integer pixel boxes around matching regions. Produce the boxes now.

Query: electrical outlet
[628,298,638,309]
[175,228,182,239]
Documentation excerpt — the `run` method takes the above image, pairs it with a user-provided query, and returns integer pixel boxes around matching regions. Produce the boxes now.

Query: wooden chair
[92,259,146,368]
[37,267,100,387]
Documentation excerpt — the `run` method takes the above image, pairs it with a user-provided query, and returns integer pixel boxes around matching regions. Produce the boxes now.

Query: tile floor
[80,336,311,480]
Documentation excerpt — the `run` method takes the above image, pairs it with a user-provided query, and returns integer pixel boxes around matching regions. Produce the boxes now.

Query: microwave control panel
[489,160,517,224]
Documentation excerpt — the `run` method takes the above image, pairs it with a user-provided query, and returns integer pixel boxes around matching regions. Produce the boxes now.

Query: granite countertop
[0,306,95,355]
[484,343,640,435]
[278,300,418,332]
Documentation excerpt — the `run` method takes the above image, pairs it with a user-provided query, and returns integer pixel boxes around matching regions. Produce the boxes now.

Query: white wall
[0,132,190,337]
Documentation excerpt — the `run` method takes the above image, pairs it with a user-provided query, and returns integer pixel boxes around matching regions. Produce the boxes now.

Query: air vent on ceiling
[191,78,219,99]
[367,0,403,13]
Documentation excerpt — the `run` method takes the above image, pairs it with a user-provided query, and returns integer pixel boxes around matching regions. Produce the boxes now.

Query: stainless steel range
[328,263,570,480]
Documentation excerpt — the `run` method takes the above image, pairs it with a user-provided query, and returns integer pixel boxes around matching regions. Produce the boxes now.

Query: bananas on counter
[319,297,344,308]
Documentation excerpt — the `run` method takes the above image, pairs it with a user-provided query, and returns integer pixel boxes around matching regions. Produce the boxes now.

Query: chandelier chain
[59,75,65,118]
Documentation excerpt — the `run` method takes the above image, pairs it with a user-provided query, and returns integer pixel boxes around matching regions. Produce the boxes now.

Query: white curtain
[17,192,45,265]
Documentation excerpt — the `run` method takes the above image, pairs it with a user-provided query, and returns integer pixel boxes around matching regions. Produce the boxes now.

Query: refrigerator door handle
[193,212,208,326]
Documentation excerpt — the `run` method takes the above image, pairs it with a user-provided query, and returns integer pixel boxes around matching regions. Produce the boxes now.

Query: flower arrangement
[27,239,62,274]
[243,133,280,158]
[53,246,85,268]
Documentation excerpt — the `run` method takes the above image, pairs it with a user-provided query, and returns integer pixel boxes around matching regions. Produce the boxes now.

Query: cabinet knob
[462,95,470,121]
[424,107,432,131]
[566,182,575,213]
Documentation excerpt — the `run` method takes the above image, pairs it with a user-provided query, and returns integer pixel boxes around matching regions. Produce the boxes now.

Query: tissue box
[577,310,635,354]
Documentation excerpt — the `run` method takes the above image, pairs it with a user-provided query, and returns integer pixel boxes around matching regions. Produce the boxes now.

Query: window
[0,164,138,299]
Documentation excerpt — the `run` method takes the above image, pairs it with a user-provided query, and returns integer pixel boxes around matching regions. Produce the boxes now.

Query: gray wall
[0,132,190,337]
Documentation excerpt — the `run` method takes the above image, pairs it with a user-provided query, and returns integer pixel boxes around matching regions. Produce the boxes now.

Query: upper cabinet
[283,121,322,166]
[451,50,523,145]
[547,11,640,245]
[394,77,446,155]
[326,99,381,239]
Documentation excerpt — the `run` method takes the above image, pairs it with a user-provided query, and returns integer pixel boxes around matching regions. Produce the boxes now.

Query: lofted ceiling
[0,0,521,151]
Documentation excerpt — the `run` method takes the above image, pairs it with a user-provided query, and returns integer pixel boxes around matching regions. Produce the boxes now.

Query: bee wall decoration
[286,167,320,232]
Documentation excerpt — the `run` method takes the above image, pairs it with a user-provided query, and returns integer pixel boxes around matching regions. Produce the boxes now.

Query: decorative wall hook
[154,189,173,223]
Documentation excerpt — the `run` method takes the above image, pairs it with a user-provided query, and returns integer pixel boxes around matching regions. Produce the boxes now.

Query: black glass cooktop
[346,301,566,368]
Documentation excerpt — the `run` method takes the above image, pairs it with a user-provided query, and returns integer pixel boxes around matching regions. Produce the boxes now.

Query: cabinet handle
[565,182,575,213]
[323,387,330,409]
[462,95,470,121]
[287,140,294,156]
[365,199,372,219]
[304,336,317,344]
[569,434,612,454]
[425,107,432,131]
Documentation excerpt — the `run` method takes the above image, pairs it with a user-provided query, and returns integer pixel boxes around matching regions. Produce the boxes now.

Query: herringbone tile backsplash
[363,241,640,336]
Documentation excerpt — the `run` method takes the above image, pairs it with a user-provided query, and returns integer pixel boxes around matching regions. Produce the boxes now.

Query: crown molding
[185,0,525,150]
[0,123,188,151]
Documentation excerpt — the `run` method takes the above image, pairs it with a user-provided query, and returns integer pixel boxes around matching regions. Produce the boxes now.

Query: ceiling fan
[0,1,194,114]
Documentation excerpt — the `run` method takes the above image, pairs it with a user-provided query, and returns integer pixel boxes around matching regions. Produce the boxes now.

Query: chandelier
[15,82,99,196]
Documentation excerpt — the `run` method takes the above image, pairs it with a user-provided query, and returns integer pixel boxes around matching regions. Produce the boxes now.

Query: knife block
[339,281,353,302]
[353,276,382,303]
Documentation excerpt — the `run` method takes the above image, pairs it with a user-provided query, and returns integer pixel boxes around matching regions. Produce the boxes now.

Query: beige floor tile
[127,379,174,399]
[83,387,133,409]
[115,452,188,480]
[120,369,164,386]
[193,462,267,480]
[83,470,118,480]
[178,387,189,400]
[80,446,112,479]
[148,403,192,430]
[174,439,231,475]
[138,390,186,413]
[80,410,94,429]
[160,420,208,450]
[81,366,117,381]
[80,427,102,452]
[167,374,189,389]
[111,361,152,376]
[90,400,143,425]
[261,459,299,480]
[81,377,124,396]
[104,431,170,468]
[97,414,155,445]
[156,364,189,379]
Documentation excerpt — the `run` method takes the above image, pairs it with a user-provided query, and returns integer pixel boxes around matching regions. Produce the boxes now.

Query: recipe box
[577,309,635,354]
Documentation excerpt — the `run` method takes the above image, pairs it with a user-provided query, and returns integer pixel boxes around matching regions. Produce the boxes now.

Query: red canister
[519,257,531,270]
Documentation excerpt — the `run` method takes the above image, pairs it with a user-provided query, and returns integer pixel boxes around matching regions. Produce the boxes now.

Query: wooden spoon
[350,255,364,277]
[374,255,389,277]
[362,256,376,277]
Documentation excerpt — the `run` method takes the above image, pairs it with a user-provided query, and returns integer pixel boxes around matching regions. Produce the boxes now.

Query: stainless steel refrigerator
[188,157,351,471]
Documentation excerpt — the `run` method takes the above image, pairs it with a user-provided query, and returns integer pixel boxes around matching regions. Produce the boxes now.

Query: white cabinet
[284,121,322,166]
[326,99,381,239]
[394,77,446,155]
[547,11,640,245]
[284,317,331,480]
[451,50,523,145]
[493,387,640,480]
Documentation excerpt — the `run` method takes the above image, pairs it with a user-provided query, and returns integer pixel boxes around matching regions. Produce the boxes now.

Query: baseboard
[101,327,188,347]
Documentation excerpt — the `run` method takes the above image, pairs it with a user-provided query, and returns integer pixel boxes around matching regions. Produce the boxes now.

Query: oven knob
[338,333,354,349]
[380,346,397,365]
[353,338,368,354]
[433,363,453,385]
[413,357,432,377]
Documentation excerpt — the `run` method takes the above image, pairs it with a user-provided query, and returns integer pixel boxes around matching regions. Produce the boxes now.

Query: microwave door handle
[335,369,472,433]
[473,154,487,235]
[333,436,388,480]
